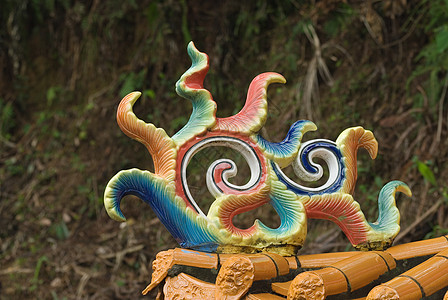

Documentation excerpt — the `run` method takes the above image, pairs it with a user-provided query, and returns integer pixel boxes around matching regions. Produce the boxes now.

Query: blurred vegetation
[1,0,448,298]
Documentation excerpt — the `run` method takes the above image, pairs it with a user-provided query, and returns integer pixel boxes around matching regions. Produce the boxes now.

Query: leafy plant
[50,221,70,240]
[408,0,448,112]
[0,98,15,142]
[425,225,448,239]
[29,255,48,291]
[119,70,147,98]
[413,157,437,186]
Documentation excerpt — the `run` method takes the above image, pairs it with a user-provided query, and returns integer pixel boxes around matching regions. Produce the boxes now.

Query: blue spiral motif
[273,140,346,196]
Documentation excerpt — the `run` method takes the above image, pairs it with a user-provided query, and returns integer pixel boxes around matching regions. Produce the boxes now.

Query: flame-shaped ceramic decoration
[104,42,411,255]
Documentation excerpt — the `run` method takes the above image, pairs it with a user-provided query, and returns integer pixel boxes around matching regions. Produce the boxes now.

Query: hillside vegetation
[1,0,447,298]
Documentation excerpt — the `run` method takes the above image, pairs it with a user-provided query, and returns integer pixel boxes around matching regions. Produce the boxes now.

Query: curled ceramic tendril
[104,42,411,254]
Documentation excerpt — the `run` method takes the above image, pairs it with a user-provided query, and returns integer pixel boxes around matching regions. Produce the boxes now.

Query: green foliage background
[1,0,448,298]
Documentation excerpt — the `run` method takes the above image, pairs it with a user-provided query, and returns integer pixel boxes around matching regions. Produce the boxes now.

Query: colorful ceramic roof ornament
[104,42,411,255]
[104,42,448,299]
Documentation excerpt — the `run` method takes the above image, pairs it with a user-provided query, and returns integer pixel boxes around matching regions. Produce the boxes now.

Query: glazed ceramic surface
[104,42,411,254]
[142,236,448,298]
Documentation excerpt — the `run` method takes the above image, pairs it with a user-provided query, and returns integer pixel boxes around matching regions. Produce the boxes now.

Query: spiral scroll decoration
[104,42,411,254]
[273,139,345,196]
[177,135,267,218]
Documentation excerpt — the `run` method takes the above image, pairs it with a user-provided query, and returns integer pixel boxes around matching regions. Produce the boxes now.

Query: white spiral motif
[181,136,264,218]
